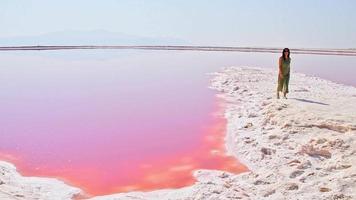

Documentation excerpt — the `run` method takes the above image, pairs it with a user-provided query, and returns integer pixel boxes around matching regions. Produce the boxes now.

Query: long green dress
[277,57,291,93]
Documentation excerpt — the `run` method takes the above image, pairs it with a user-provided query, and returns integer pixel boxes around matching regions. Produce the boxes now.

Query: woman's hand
[279,72,284,78]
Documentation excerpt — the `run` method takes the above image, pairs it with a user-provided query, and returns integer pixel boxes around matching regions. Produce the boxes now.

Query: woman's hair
[282,48,290,61]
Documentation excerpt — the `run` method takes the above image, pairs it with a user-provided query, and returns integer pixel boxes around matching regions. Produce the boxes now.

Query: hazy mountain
[0,30,188,46]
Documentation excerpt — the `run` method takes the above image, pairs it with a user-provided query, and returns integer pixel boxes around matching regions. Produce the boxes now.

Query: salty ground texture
[0,161,80,200]
[1,66,355,200]
[209,67,356,200]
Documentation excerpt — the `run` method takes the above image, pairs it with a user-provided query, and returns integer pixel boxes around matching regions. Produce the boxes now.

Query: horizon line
[1,45,356,56]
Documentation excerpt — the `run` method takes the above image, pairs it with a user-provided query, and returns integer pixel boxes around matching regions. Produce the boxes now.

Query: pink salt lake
[0,51,248,196]
[1,50,355,196]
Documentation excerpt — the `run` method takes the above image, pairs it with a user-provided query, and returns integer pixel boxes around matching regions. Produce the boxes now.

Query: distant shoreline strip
[1,45,356,56]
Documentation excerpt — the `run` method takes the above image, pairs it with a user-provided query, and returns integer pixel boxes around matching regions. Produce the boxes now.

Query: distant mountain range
[0,30,188,46]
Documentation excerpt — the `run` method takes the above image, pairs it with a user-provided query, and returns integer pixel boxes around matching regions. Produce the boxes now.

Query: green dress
[277,57,291,93]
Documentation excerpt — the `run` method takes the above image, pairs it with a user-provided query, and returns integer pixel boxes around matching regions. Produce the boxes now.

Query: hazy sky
[1,0,355,48]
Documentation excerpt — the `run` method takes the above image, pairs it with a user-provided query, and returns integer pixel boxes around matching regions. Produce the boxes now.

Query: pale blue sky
[1,0,355,48]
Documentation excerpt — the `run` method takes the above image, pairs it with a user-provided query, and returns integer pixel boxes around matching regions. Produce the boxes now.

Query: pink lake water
[0,50,355,196]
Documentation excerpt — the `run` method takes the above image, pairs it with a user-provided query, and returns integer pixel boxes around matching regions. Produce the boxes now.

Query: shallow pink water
[0,52,247,196]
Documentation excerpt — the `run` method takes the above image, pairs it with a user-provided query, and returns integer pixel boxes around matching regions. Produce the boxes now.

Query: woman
[277,48,291,99]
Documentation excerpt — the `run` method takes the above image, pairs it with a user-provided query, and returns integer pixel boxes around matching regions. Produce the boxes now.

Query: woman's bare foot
[283,93,287,99]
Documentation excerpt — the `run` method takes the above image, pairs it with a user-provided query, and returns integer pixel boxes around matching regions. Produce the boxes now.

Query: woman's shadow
[290,98,329,106]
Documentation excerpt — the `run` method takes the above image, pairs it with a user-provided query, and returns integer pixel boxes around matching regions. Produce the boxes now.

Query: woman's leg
[277,75,284,99]
[283,74,290,98]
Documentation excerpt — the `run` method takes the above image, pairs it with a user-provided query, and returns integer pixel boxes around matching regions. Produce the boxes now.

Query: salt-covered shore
[208,67,356,199]
[0,161,80,199]
[1,66,355,200]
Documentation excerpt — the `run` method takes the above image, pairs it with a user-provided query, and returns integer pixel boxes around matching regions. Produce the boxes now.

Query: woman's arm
[279,57,283,77]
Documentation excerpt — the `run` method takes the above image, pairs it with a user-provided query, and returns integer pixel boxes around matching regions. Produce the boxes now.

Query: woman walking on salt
[277,48,291,99]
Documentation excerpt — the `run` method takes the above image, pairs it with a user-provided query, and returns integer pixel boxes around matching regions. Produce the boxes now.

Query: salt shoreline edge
[1,66,355,200]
